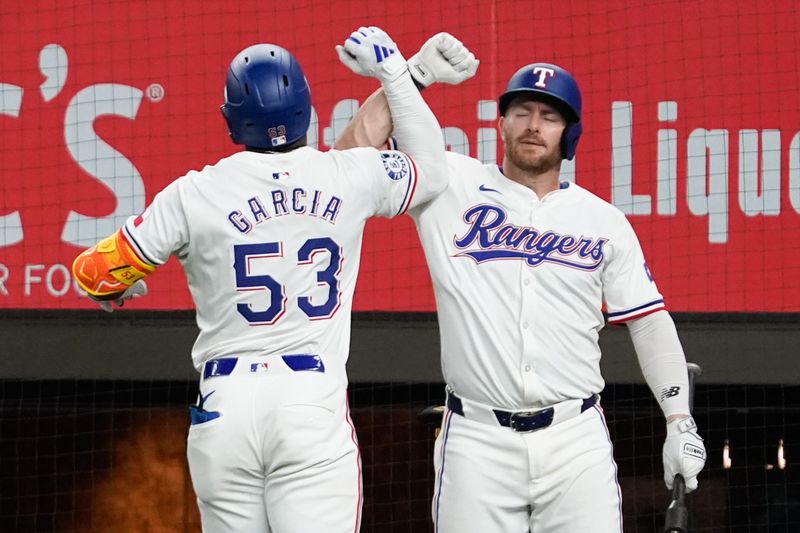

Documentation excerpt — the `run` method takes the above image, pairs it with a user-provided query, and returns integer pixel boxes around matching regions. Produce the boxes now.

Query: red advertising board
[1,0,799,311]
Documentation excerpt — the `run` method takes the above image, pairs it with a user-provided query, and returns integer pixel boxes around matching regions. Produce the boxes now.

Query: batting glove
[407,32,480,88]
[91,280,148,313]
[663,416,707,493]
[336,26,407,82]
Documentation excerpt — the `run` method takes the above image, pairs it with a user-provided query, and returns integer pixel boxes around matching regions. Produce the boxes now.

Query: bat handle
[671,473,686,503]
[664,474,688,532]
[663,362,700,533]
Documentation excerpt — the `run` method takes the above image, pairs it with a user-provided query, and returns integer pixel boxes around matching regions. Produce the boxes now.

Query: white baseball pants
[186,357,362,533]
[432,396,623,533]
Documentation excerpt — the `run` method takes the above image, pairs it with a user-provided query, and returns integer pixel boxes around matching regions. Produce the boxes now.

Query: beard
[504,136,562,174]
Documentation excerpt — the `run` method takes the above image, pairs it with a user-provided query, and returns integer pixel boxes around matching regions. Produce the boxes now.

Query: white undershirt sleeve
[627,310,691,418]
[378,64,447,208]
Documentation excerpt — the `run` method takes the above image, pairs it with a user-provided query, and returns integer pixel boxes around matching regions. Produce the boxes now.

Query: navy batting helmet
[221,44,311,149]
[498,63,582,160]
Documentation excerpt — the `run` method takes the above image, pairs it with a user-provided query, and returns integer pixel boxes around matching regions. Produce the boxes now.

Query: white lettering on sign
[2,44,799,255]
[610,100,799,244]
[0,263,9,296]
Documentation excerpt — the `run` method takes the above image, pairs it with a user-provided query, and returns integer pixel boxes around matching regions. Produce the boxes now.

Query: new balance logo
[660,386,681,401]
[373,44,395,63]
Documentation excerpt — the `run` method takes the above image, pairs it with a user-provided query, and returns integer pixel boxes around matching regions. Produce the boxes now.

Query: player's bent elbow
[429,166,450,195]
[412,169,448,206]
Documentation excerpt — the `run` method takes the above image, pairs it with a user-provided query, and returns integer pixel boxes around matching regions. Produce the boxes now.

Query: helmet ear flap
[220,104,235,143]
[561,121,582,160]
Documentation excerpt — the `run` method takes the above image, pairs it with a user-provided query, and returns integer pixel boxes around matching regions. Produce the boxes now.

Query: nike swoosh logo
[199,390,215,409]
[479,184,500,193]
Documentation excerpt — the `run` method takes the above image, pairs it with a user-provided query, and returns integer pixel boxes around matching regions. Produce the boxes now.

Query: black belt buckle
[508,407,555,432]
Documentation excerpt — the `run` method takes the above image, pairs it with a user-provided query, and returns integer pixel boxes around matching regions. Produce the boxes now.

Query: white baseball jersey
[121,146,426,381]
[411,151,665,409]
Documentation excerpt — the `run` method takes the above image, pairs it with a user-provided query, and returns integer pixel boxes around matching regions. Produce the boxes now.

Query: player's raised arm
[335,32,479,151]
[336,26,446,203]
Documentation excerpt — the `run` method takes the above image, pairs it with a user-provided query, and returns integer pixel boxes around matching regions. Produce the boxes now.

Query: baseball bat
[663,362,702,533]
[418,405,445,424]
[418,405,446,437]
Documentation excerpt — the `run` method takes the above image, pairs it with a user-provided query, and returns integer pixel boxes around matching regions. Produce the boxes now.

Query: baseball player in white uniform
[69,27,471,533]
[337,44,707,532]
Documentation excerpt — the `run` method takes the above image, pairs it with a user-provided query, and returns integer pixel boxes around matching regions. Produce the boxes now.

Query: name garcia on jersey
[227,187,343,233]
[453,204,608,271]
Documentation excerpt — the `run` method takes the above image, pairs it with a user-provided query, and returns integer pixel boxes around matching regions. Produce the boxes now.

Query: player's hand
[663,416,706,493]
[336,26,407,82]
[87,280,148,313]
[407,32,479,88]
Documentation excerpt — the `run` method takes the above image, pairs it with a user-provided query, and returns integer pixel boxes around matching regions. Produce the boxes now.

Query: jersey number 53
[233,237,341,325]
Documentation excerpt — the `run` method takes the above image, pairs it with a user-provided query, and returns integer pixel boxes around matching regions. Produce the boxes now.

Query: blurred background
[1,0,799,531]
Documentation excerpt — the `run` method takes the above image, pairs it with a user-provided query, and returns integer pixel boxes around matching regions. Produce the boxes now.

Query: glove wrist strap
[677,416,697,433]
[378,54,408,83]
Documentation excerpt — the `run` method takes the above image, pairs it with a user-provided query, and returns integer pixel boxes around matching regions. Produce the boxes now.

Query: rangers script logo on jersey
[452,204,608,270]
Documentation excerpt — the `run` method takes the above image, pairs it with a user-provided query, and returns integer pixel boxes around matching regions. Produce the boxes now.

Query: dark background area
[1,312,799,532]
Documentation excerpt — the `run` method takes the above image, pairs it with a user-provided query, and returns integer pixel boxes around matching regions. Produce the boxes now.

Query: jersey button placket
[520,206,539,399]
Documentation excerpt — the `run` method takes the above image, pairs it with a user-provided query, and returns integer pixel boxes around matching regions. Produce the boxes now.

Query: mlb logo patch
[272,171,290,180]
[381,152,410,181]
[250,362,270,373]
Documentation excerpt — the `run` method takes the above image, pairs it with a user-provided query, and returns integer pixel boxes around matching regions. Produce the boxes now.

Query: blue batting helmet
[221,44,311,149]
[498,63,582,160]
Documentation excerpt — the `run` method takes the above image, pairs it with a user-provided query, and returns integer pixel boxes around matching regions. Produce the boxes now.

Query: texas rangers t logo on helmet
[532,66,555,88]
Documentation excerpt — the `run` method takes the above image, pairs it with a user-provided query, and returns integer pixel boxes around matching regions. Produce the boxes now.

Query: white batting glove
[95,280,148,313]
[663,416,707,493]
[336,26,407,82]
[407,32,480,88]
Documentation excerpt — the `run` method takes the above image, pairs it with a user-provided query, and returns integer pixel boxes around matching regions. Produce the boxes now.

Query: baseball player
[69,27,473,533]
[337,50,707,532]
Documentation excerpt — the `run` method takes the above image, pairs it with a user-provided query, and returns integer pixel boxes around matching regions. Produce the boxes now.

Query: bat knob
[418,405,445,424]
[664,502,689,533]
[686,362,702,377]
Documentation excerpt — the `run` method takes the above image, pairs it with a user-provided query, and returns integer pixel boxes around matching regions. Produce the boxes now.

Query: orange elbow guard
[72,230,156,301]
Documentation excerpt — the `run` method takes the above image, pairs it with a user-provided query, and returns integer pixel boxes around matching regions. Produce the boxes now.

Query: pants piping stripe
[594,403,624,533]
[433,408,455,533]
[344,393,362,533]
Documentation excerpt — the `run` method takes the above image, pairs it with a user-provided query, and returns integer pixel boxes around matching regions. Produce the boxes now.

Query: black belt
[446,391,597,433]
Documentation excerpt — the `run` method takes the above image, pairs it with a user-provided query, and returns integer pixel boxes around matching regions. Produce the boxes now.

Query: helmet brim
[498,89,579,123]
